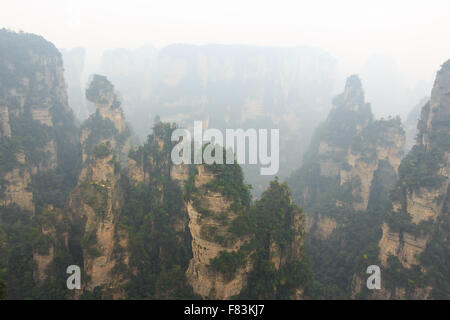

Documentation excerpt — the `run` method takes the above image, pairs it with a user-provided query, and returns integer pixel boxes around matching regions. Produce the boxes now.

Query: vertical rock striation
[377,60,450,299]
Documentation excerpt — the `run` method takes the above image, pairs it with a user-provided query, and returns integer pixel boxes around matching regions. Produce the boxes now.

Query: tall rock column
[66,75,131,299]
[377,60,450,299]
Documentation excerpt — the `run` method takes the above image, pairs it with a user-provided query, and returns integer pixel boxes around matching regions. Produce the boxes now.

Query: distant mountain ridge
[95,43,337,196]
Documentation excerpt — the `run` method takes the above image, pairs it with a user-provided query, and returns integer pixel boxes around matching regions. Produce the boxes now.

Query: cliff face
[63,75,131,299]
[0,31,311,300]
[29,78,191,300]
[0,31,316,300]
[290,75,404,215]
[376,60,450,299]
[67,151,129,298]
[404,97,428,152]
[0,30,79,212]
[0,30,81,299]
[184,165,251,299]
[288,75,405,299]
[1,162,33,211]
[19,74,132,299]
[304,213,337,240]
[244,179,312,299]
[85,75,126,133]
[82,74,130,164]
[124,132,311,299]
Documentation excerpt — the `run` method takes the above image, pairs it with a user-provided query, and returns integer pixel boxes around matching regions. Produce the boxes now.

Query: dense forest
[287,69,450,299]
[0,29,448,300]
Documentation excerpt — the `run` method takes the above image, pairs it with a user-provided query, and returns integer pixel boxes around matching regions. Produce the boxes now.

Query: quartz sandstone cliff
[64,75,131,298]
[184,165,252,299]
[376,60,450,299]
[1,31,311,300]
[0,30,75,211]
[291,75,405,240]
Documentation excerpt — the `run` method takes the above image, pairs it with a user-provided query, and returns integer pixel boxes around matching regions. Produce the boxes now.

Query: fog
[1,0,447,109]
[2,1,449,118]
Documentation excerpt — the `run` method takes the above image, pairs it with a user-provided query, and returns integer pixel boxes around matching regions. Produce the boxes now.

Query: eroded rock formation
[375,60,450,299]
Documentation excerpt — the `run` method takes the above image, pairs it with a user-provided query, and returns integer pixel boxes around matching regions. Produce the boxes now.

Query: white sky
[1,0,450,115]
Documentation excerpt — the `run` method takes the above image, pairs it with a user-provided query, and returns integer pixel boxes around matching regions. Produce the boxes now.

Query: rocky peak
[0,30,79,211]
[343,74,364,106]
[322,74,374,143]
[81,75,131,166]
[375,59,450,299]
[86,74,115,105]
[332,75,369,113]
[86,74,126,133]
[417,59,450,151]
[0,29,71,119]
[291,74,404,212]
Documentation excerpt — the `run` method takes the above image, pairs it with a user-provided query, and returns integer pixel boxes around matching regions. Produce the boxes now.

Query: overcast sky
[1,0,450,116]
